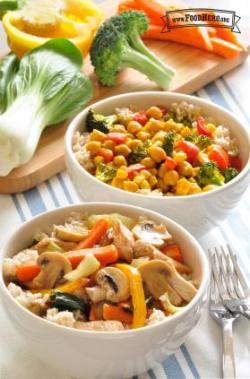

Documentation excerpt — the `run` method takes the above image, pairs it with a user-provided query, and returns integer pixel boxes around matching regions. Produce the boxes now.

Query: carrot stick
[65,244,119,269]
[210,37,242,58]
[143,24,213,51]
[136,0,166,25]
[207,27,216,37]
[161,243,183,262]
[16,263,41,282]
[75,219,110,250]
[103,303,133,324]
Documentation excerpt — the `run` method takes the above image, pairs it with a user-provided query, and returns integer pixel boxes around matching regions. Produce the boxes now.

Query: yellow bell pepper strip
[31,277,90,295]
[2,0,103,57]
[115,263,146,329]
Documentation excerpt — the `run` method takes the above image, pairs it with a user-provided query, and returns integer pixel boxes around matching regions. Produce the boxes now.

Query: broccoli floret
[197,162,224,186]
[95,163,117,183]
[223,167,239,183]
[90,11,175,89]
[128,141,151,164]
[185,134,212,150]
[86,109,117,133]
[162,132,178,157]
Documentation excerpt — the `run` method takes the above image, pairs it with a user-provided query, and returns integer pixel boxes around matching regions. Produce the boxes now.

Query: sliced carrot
[103,303,133,324]
[75,219,110,250]
[210,37,242,59]
[143,24,213,51]
[16,263,41,283]
[161,243,183,262]
[66,244,119,269]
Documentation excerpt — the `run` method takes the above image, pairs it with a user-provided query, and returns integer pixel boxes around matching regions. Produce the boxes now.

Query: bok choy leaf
[0,38,92,176]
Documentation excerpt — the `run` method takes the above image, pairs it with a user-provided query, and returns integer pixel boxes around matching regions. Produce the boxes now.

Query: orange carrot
[210,37,242,58]
[136,0,166,25]
[66,244,119,269]
[161,243,183,262]
[103,303,133,324]
[207,27,216,37]
[75,219,110,250]
[89,305,98,321]
[16,263,41,282]
[143,23,213,51]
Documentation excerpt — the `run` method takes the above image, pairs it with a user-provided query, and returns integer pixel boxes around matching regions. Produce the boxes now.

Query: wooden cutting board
[0,0,249,194]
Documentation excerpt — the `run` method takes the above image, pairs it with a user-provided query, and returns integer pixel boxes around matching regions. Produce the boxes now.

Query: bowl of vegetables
[0,202,209,379]
[65,92,250,237]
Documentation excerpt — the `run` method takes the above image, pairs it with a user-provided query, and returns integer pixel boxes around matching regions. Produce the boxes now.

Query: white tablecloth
[0,1,250,378]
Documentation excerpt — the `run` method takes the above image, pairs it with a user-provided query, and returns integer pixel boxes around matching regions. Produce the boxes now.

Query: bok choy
[0,38,92,176]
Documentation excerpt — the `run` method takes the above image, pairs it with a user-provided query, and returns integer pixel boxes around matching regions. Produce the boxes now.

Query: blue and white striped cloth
[0,60,250,379]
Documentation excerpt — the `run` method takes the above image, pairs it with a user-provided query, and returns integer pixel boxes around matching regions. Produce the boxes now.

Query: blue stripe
[163,355,186,379]
[11,194,26,222]
[221,78,250,123]
[46,180,60,207]
[148,369,157,379]
[23,188,46,216]
[204,82,232,111]
[57,173,73,204]
[180,345,200,379]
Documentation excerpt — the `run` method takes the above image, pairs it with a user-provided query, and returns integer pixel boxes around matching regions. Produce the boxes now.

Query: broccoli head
[185,134,212,150]
[90,11,175,89]
[223,167,239,183]
[197,162,224,186]
[128,143,148,164]
[86,109,117,133]
[95,163,117,183]
[162,131,178,157]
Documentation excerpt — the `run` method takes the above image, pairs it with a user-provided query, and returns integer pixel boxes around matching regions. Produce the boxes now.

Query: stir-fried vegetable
[86,109,117,133]
[4,212,198,332]
[0,38,92,176]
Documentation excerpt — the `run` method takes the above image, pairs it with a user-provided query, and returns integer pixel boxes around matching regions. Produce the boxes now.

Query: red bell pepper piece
[164,156,177,170]
[208,146,229,170]
[196,116,212,137]
[161,243,183,262]
[106,133,127,145]
[229,156,242,171]
[178,140,200,162]
[133,111,148,126]
[127,164,146,179]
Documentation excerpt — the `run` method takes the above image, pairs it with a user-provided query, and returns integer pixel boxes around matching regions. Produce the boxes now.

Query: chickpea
[113,155,127,167]
[123,181,139,192]
[163,170,179,186]
[178,161,193,177]
[114,144,131,157]
[85,141,101,155]
[141,157,155,168]
[146,106,163,119]
[148,146,166,163]
[127,120,143,134]
[90,129,107,142]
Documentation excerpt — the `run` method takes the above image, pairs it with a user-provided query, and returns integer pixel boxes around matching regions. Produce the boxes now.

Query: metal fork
[209,246,240,379]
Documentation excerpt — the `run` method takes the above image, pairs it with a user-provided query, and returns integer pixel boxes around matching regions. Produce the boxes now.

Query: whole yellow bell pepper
[2,0,103,57]
[115,263,147,329]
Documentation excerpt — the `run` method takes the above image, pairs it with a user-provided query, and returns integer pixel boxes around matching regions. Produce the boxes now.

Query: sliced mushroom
[164,282,183,306]
[75,320,124,331]
[113,220,134,262]
[32,251,72,289]
[53,225,87,242]
[133,220,172,247]
[95,267,130,303]
[138,260,197,302]
[133,240,191,275]
[85,286,107,303]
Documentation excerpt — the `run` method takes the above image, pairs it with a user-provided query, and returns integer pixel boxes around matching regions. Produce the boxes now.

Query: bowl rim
[65,91,250,201]
[0,202,209,337]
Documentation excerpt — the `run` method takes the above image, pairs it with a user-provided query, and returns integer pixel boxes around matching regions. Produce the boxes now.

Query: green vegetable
[162,132,178,157]
[90,10,175,89]
[50,291,89,317]
[64,254,100,282]
[160,292,183,315]
[128,144,148,164]
[0,38,92,176]
[185,134,212,150]
[223,167,239,183]
[86,109,117,133]
[95,163,117,183]
[197,161,224,186]
[0,0,19,18]
[0,53,19,113]
[47,241,65,253]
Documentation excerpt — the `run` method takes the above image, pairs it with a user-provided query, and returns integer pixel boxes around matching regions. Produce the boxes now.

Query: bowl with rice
[65,92,250,236]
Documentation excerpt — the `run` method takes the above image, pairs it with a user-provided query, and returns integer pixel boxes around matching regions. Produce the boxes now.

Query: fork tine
[209,248,229,301]
[227,244,250,298]
[220,246,239,299]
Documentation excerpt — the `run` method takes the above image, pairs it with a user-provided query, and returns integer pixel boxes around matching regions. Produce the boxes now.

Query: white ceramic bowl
[65,92,250,237]
[0,203,209,379]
